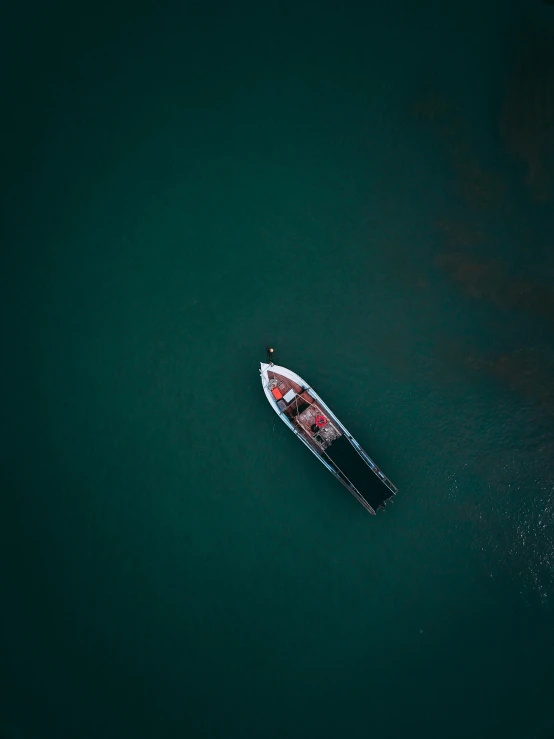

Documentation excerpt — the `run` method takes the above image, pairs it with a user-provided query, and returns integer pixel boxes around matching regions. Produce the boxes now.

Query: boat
[260,351,398,514]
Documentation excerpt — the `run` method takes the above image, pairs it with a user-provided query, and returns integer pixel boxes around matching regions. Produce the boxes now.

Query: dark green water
[3,1,554,737]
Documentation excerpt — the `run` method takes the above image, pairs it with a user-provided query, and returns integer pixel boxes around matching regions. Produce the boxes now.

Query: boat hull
[260,362,398,514]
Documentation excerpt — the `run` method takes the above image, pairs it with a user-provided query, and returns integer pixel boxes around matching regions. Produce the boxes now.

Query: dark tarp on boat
[325,434,393,510]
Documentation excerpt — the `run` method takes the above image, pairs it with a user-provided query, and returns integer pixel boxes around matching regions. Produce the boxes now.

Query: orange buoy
[315,415,327,428]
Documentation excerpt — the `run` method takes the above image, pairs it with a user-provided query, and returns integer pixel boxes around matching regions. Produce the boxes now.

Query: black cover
[325,434,391,509]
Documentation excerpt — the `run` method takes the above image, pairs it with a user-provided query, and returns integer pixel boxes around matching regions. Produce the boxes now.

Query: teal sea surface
[3,1,554,737]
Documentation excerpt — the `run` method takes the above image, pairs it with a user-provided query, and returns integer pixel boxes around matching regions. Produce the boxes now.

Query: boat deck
[268,369,342,447]
[267,370,310,399]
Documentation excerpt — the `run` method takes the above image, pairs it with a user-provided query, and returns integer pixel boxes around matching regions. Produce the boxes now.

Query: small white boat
[260,353,398,514]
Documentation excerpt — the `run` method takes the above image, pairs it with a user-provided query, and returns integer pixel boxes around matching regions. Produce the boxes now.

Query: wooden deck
[296,403,341,448]
[268,369,341,449]
[268,370,314,404]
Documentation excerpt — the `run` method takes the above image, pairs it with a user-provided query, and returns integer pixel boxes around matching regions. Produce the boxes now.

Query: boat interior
[267,369,342,449]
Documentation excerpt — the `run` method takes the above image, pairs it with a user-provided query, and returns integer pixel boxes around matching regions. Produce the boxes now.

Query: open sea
[2,1,554,737]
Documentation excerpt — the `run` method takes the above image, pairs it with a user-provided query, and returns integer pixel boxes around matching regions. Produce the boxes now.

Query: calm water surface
[2,1,554,738]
